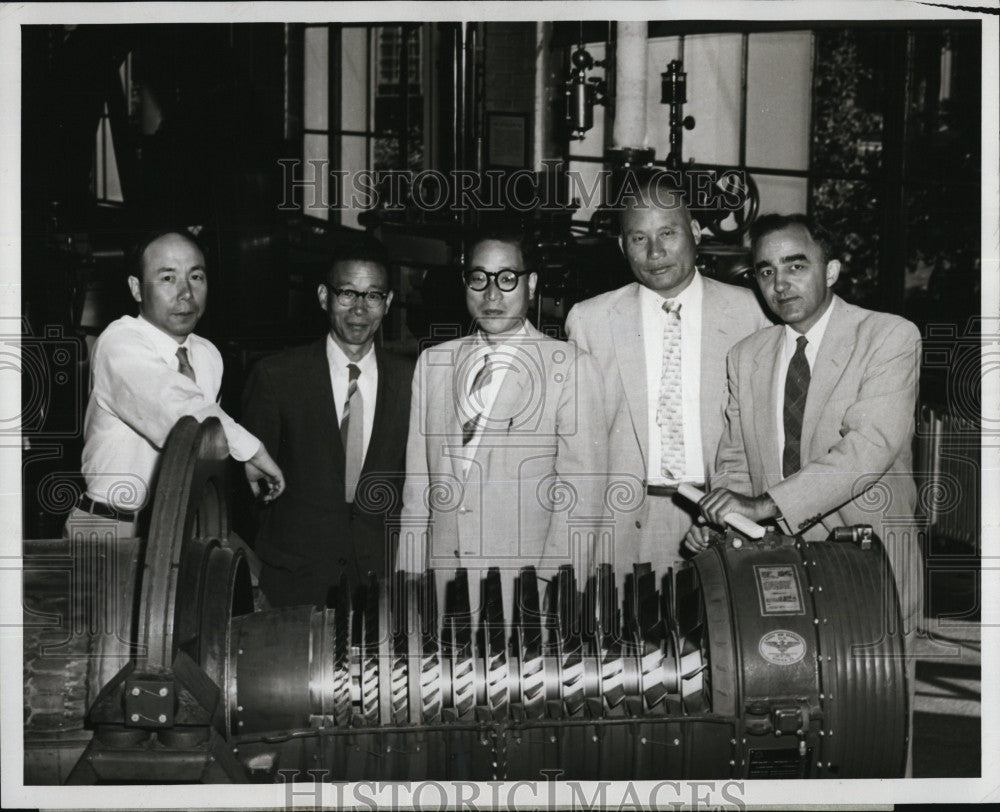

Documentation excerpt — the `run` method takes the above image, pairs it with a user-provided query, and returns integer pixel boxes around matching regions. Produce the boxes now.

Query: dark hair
[612,168,691,234]
[326,237,392,286]
[464,219,536,272]
[126,228,206,283]
[749,213,836,265]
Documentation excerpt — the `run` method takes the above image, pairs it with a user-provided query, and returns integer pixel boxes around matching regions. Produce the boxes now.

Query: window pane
[305,27,329,131]
[683,33,742,166]
[341,27,368,132]
[303,133,329,220]
[340,135,368,228]
[746,32,812,171]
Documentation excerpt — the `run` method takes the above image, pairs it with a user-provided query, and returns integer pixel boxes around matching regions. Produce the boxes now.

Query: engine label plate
[758,630,807,666]
[754,564,805,615]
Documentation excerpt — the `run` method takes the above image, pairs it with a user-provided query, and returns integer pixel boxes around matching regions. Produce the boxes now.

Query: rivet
[237,705,244,712]
[640,737,647,745]
[131,687,141,696]
[386,746,392,753]
[550,735,557,743]
[158,714,167,723]
[238,649,244,655]
[592,735,598,742]
[130,713,140,722]
[674,738,680,746]
[238,720,244,727]
[158,687,168,697]
[729,759,736,766]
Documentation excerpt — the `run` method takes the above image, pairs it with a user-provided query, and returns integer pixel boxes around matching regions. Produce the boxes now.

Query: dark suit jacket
[242,339,414,607]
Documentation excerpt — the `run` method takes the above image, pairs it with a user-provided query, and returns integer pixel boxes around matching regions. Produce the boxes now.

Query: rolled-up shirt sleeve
[91,330,261,462]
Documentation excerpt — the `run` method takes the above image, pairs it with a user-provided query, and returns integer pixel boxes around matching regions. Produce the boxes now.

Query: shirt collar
[326,334,376,373]
[473,321,530,356]
[783,295,835,352]
[639,270,703,314]
[136,314,194,363]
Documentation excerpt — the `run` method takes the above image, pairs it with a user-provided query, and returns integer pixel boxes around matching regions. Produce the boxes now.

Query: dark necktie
[176,346,197,383]
[341,363,364,502]
[462,355,493,446]
[782,335,810,478]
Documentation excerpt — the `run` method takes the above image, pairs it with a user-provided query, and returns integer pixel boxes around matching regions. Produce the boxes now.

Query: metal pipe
[612,21,648,150]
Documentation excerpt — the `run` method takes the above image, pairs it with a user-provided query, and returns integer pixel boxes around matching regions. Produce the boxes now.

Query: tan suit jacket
[399,324,608,618]
[714,295,922,620]
[564,276,768,571]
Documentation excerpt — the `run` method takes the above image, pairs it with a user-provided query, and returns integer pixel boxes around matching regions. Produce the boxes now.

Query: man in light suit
[695,213,922,624]
[564,171,768,579]
[399,224,607,621]
[242,239,413,608]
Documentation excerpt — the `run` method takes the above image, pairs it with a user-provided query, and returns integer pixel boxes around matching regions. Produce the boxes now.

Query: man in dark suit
[242,238,414,608]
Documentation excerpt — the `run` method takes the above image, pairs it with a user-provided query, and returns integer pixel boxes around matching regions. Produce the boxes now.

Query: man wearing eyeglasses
[242,238,413,608]
[399,223,607,623]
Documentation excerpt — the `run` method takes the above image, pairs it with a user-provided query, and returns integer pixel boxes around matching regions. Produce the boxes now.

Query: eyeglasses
[463,269,531,292]
[327,286,390,308]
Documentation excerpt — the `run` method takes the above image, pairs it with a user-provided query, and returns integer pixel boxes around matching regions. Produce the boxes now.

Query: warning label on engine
[754,565,804,615]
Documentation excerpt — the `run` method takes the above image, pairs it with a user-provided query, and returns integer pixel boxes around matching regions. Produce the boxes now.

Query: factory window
[92,55,132,204]
[302,23,427,227]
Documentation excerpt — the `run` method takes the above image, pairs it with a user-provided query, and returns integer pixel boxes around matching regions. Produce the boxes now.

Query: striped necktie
[783,336,810,478]
[462,355,492,446]
[341,363,364,502]
[655,299,685,478]
[176,347,197,383]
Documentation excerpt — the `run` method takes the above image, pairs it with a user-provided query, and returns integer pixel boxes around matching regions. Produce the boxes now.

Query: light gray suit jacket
[714,295,922,619]
[399,324,609,615]
[564,276,769,559]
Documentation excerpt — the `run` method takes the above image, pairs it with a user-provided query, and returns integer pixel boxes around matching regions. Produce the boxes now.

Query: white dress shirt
[326,336,378,463]
[774,297,835,475]
[640,274,706,486]
[82,315,261,511]
[451,327,522,477]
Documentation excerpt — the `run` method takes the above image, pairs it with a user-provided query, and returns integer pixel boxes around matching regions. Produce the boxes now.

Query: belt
[646,483,704,497]
[77,494,138,523]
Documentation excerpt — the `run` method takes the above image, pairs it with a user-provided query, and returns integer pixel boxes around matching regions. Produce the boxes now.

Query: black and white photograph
[3,1,997,809]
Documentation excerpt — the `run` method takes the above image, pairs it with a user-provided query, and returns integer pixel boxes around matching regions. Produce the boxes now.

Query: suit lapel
[751,328,785,487]
[700,278,739,469]
[364,344,394,474]
[310,338,346,473]
[449,338,478,481]
[609,285,648,469]
[802,297,853,453]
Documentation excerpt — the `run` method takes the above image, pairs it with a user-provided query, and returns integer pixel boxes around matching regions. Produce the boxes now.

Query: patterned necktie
[783,335,810,478]
[341,363,364,503]
[176,346,197,383]
[656,300,685,478]
[462,355,492,446]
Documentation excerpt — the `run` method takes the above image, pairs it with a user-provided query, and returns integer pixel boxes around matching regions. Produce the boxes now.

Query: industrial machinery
[23,417,909,783]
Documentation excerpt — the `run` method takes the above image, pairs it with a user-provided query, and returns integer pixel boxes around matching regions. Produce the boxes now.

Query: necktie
[341,363,364,503]
[783,335,810,478]
[655,300,685,478]
[176,347,197,383]
[462,355,492,446]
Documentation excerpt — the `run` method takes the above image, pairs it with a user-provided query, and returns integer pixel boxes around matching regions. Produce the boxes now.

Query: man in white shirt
[400,224,607,622]
[242,239,413,607]
[65,230,284,538]
[564,170,768,581]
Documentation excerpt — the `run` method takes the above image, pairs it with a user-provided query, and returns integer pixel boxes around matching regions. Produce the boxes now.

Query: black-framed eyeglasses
[327,286,390,308]
[463,269,531,292]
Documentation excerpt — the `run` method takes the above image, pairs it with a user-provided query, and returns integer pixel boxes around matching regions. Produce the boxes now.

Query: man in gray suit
[697,213,922,625]
[564,171,768,579]
[697,213,922,774]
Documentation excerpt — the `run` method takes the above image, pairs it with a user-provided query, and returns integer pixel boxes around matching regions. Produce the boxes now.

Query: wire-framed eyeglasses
[463,269,531,292]
[327,286,390,308]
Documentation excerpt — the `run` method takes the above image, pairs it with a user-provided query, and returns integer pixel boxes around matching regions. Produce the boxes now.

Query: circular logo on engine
[758,630,807,666]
